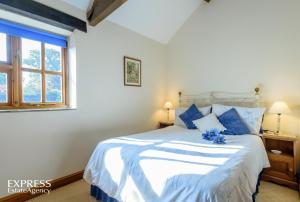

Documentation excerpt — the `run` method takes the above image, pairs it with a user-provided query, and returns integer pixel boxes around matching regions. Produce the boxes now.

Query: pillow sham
[179,104,204,129]
[212,104,265,135]
[218,108,251,135]
[175,106,211,127]
[193,113,226,134]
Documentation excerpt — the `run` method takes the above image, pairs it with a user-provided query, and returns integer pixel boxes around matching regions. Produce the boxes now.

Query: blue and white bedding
[84,126,270,202]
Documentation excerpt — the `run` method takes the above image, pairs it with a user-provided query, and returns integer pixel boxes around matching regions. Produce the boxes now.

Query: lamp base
[276,113,281,136]
[166,109,170,123]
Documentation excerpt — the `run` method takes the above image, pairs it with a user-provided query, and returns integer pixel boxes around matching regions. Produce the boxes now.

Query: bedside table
[262,132,300,190]
[159,121,174,129]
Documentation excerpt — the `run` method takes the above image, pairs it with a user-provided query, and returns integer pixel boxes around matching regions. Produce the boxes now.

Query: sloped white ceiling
[61,0,201,44]
[107,0,201,44]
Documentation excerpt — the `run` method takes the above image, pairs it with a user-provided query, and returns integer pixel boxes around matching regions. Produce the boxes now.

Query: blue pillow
[218,108,251,135]
[179,104,204,129]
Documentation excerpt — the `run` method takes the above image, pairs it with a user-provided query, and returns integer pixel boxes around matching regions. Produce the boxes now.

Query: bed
[84,88,270,202]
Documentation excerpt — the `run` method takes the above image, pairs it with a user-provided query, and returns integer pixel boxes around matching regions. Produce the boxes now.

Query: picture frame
[124,56,142,87]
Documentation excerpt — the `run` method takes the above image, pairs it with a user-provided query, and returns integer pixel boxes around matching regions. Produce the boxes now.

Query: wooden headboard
[178,87,261,108]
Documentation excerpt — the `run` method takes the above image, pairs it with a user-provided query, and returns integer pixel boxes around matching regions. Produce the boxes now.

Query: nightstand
[262,132,300,190]
[159,121,174,129]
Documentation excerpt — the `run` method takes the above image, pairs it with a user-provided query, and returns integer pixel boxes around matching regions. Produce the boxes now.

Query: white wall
[167,0,300,135]
[0,1,166,196]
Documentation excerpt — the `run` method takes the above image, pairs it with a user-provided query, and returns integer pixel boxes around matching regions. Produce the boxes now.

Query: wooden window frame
[0,35,13,108]
[0,35,68,110]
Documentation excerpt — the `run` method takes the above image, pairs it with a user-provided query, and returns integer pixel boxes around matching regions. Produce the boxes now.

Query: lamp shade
[269,101,291,114]
[163,101,173,110]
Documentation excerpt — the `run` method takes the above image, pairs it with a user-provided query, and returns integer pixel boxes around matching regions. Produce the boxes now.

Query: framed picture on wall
[124,56,142,87]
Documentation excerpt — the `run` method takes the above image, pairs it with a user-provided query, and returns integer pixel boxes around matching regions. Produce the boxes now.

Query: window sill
[0,107,77,113]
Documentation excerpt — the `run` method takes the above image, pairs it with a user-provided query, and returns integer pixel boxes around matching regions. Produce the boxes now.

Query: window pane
[0,33,7,62]
[45,44,62,72]
[0,73,8,103]
[46,74,62,103]
[22,72,42,103]
[22,38,41,69]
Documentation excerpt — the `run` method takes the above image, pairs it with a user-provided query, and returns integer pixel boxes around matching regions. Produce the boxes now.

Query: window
[0,33,10,106]
[0,20,68,110]
[0,33,8,62]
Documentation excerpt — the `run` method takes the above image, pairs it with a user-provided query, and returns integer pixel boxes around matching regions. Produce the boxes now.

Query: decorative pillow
[212,104,265,135]
[192,113,226,133]
[179,104,204,129]
[175,106,211,127]
[218,108,251,135]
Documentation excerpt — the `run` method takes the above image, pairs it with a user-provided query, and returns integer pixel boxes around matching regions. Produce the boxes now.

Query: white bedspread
[84,126,270,202]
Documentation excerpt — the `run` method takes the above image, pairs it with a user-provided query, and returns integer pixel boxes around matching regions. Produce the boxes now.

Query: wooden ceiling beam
[0,0,87,32]
[87,0,127,26]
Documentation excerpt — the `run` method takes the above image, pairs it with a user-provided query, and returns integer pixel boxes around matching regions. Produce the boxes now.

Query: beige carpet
[27,180,300,202]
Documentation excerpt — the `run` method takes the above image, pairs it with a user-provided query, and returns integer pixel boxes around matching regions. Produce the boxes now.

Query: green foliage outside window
[23,47,62,103]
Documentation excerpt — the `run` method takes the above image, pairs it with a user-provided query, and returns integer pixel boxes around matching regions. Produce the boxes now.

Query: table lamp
[269,101,291,134]
[163,101,173,122]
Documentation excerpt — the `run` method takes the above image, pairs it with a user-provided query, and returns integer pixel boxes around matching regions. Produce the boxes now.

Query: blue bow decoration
[202,128,226,144]
[213,133,226,144]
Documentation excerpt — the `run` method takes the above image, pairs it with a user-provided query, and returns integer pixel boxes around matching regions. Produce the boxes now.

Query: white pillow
[212,104,265,135]
[192,113,226,134]
[175,106,211,127]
